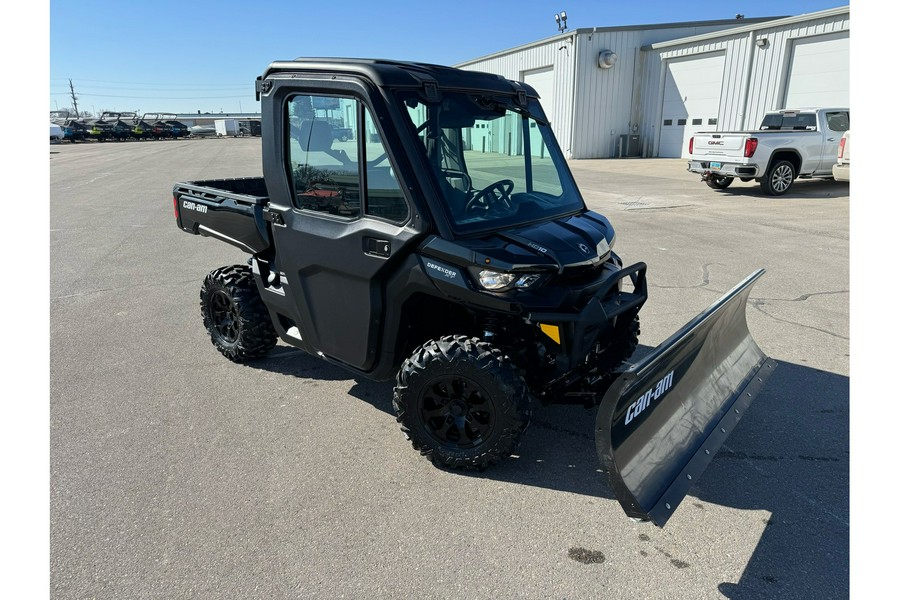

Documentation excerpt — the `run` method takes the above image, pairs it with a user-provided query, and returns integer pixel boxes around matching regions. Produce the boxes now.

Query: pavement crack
[752,290,848,303]
[52,279,200,300]
[750,302,848,340]
[650,263,716,290]
[722,442,849,528]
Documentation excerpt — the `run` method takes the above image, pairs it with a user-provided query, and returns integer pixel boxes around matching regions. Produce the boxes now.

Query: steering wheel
[465,179,515,215]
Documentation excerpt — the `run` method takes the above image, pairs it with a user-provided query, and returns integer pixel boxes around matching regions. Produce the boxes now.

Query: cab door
[262,82,424,372]
[817,110,850,174]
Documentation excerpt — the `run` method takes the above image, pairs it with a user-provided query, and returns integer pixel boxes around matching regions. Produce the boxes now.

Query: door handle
[827,137,836,142]
[263,208,285,226]
[364,238,391,257]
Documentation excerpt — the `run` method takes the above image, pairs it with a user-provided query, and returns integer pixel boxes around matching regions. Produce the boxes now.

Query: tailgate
[174,177,272,254]
[691,133,747,159]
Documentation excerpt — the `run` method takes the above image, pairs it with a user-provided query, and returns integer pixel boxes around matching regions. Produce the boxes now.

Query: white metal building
[456,6,849,159]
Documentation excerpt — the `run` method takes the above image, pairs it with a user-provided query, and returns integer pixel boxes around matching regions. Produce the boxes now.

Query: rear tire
[761,160,796,196]
[706,175,734,190]
[200,265,277,362]
[393,335,531,471]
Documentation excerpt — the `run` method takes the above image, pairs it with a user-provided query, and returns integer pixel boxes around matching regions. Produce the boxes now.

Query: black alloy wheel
[200,265,277,362]
[393,335,531,471]
[420,375,494,449]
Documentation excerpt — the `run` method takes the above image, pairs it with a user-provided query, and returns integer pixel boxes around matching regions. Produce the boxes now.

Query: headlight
[477,270,544,291]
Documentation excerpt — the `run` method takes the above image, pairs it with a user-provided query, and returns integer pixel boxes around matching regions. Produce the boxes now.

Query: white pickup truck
[686,108,850,196]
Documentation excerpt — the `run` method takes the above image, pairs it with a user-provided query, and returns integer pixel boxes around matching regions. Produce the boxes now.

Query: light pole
[555,10,568,33]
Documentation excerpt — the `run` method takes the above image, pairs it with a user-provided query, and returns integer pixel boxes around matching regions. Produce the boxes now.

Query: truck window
[286,94,407,223]
[825,111,850,132]
[759,112,817,131]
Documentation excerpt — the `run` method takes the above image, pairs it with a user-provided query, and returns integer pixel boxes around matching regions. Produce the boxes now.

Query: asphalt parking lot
[49,138,849,599]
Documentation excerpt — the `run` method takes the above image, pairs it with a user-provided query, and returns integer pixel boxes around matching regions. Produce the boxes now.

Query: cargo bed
[174,177,272,253]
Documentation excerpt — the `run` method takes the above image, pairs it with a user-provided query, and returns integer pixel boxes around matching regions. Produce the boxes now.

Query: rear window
[759,112,817,131]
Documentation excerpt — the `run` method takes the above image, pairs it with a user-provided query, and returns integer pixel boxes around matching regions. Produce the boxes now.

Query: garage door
[658,53,725,158]
[783,31,849,108]
[523,66,554,157]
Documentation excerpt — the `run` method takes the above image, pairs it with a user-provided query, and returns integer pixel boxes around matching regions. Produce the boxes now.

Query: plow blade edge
[595,269,777,527]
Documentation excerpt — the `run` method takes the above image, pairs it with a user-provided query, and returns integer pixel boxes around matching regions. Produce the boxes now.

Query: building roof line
[642,5,849,50]
[453,17,781,67]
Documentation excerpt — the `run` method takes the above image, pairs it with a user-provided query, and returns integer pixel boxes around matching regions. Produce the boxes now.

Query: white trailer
[214,119,238,137]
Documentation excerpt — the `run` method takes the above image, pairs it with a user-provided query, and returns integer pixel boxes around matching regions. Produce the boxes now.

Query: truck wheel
[706,175,733,190]
[761,160,796,196]
[200,265,277,362]
[393,335,531,471]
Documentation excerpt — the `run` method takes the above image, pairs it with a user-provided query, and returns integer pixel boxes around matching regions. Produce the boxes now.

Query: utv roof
[262,57,538,98]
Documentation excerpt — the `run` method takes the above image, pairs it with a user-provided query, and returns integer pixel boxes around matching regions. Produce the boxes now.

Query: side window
[825,111,850,132]
[364,108,408,222]
[287,94,360,218]
[286,94,408,222]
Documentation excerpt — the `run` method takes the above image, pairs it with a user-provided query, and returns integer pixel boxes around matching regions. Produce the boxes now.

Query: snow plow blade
[595,269,776,527]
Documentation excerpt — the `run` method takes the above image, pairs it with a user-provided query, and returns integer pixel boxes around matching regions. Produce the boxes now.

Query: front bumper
[528,262,648,372]
[687,160,759,179]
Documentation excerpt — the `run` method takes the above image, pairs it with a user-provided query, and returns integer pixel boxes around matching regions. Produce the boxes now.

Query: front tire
[761,160,796,196]
[200,265,277,362]
[590,315,641,374]
[706,175,734,190]
[393,335,531,471]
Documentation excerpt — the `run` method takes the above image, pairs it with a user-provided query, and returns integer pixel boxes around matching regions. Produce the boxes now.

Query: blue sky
[49,0,848,116]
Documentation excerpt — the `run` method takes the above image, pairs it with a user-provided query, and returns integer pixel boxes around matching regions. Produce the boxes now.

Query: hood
[422,210,615,273]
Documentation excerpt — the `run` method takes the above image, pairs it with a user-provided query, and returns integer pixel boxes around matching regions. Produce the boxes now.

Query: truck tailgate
[174,177,272,254]
[691,133,747,159]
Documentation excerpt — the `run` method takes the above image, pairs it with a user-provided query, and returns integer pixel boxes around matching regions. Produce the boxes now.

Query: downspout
[739,30,758,130]
[568,31,578,159]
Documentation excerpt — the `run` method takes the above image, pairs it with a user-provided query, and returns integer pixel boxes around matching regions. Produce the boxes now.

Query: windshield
[399,91,583,234]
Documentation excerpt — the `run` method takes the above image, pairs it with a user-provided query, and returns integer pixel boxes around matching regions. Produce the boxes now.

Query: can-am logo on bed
[624,370,674,425]
[182,200,208,214]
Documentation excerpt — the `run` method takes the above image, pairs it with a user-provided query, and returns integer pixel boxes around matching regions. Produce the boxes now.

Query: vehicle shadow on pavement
[249,346,396,412]
[248,345,849,597]
[714,179,849,199]
[697,360,848,598]
[465,351,849,598]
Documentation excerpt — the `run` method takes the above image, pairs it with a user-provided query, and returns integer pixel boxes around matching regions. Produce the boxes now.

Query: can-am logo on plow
[624,370,675,425]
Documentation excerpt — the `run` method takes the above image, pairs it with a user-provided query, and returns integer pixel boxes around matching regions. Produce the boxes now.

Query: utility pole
[68,79,80,117]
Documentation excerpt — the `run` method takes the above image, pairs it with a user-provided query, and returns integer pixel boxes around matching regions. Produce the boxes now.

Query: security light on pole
[555,11,568,33]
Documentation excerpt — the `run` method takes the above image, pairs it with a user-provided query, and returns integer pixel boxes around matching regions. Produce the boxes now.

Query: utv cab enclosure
[173,58,775,527]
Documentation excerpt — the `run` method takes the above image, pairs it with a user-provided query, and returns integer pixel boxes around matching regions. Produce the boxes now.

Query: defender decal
[624,370,674,425]
[527,242,548,254]
[425,261,459,280]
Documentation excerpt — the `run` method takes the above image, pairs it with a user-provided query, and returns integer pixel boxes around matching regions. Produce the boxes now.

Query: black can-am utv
[173,58,775,526]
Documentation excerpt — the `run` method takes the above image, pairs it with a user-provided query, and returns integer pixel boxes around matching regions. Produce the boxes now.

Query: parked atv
[173,58,775,526]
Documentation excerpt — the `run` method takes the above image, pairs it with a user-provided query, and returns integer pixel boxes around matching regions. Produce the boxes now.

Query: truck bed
[174,177,272,254]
